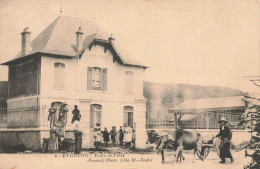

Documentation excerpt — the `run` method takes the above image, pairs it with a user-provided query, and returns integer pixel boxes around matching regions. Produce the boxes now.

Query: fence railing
[146,112,244,130]
[0,106,47,129]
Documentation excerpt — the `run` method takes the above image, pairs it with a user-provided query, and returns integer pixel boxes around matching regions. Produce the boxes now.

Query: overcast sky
[0,0,259,93]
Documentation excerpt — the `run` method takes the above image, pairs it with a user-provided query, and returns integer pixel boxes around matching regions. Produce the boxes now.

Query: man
[119,126,124,146]
[216,117,234,163]
[110,126,117,146]
[72,113,83,154]
[72,105,80,123]
[60,102,68,125]
[132,123,136,149]
[48,103,57,128]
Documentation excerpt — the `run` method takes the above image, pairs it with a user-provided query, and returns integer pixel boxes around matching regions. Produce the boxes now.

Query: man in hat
[48,103,57,128]
[216,117,234,163]
[71,105,80,124]
[110,126,117,146]
[72,112,83,154]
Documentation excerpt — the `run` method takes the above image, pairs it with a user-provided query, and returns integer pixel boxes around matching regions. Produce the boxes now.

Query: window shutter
[102,68,107,91]
[90,106,94,128]
[87,67,92,90]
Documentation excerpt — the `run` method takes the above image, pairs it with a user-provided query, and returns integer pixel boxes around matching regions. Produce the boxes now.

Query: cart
[196,137,221,161]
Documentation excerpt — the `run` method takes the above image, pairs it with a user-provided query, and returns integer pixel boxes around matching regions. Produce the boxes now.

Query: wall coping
[150,128,251,133]
[0,128,50,132]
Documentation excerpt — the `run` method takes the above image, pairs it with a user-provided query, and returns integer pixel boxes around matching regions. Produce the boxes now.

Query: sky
[0,0,259,93]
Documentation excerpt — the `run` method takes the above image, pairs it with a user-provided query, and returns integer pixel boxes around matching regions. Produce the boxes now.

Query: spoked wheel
[215,137,221,157]
[197,147,210,161]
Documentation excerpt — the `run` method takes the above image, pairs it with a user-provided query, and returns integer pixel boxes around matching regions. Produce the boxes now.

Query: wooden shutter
[87,67,92,90]
[102,68,107,91]
[90,106,94,128]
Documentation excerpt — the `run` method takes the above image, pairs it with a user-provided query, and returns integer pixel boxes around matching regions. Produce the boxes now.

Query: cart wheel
[197,147,210,161]
[215,138,221,157]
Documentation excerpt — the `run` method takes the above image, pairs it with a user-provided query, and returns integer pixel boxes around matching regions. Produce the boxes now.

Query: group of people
[48,103,137,154]
[93,123,136,148]
[47,102,69,152]
[47,104,83,154]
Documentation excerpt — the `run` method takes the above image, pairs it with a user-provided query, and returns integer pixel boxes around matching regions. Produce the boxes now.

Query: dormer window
[87,67,107,91]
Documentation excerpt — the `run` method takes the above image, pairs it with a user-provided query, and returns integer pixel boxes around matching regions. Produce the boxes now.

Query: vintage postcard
[0,0,259,169]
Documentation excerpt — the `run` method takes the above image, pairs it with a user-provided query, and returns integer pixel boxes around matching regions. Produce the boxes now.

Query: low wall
[0,129,42,153]
[151,129,251,146]
[0,129,77,153]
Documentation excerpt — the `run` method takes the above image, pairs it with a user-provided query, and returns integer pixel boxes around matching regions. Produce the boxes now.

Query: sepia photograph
[0,0,259,169]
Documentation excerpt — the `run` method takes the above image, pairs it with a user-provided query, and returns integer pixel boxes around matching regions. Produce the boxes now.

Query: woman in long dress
[124,124,132,148]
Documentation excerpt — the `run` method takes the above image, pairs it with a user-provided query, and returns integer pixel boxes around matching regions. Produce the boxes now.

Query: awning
[180,114,197,121]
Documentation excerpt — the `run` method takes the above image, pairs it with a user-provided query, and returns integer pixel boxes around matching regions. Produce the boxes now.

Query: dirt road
[0,149,251,169]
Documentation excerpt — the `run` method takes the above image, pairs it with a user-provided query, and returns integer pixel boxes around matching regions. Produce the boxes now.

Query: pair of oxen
[146,129,204,162]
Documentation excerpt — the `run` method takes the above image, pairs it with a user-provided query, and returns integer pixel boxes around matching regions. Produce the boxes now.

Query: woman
[103,127,110,147]
[124,124,132,148]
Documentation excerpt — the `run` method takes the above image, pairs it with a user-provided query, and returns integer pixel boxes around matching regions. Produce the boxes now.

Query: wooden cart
[196,137,221,161]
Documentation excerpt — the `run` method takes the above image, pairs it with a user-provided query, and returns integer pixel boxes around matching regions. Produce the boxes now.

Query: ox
[147,129,202,162]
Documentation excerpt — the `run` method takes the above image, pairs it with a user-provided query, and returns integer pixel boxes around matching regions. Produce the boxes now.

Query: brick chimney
[75,27,83,52]
[21,27,31,55]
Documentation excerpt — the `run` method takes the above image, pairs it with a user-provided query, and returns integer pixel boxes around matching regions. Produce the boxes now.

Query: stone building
[1,16,148,151]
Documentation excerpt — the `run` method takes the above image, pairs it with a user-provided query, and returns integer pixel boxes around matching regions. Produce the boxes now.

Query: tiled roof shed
[171,96,245,111]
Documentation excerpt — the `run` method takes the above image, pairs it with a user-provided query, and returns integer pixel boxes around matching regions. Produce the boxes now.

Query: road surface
[0,149,251,169]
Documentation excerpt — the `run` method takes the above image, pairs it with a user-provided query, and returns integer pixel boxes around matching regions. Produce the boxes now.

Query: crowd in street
[47,104,137,154]
[93,123,136,148]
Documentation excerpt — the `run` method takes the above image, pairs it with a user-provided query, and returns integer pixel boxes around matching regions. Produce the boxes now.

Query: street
[0,149,251,169]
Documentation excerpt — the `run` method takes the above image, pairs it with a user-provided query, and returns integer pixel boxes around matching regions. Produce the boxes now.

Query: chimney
[75,27,84,52]
[21,27,31,55]
[108,34,115,42]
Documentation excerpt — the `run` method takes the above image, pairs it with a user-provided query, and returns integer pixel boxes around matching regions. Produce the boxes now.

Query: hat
[96,122,101,126]
[218,117,228,123]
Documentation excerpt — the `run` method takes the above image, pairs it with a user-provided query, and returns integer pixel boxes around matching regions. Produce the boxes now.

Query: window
[90,104,102,128]
[54,63,65,88]
[125,71,134,94]
[124,106,133,126]
[92,67,101,88]
[87,67,107,91]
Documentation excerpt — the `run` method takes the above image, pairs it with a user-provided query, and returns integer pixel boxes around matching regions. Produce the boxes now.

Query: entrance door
[124,106,133,126]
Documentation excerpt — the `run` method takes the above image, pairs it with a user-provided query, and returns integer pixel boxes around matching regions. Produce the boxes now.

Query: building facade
[1,16,148,151]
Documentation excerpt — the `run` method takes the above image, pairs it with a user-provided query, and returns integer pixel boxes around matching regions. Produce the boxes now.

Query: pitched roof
[172,96,245,110]
[3,16,147,68]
